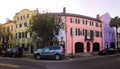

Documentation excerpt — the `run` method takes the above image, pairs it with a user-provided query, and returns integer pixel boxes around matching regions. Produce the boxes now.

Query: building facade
[54,8,104,55]
[13,9,38,53]
[0,20,14,50]
[66,14,103,54]
[100,13,116,49]
[1,8,116,55]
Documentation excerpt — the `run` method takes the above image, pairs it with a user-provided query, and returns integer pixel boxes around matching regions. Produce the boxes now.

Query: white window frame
[80,19,83,24]
[27,32,30,38]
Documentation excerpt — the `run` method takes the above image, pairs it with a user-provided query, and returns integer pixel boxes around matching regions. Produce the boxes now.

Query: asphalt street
[0,53,120,69]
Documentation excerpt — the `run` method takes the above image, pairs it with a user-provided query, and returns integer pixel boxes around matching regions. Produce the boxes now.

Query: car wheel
[55,54,61,60]
[12,54,16,58]
[106,52,108,55]
[35,54,41,60]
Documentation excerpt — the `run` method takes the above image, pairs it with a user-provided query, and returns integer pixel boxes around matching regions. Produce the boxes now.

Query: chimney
[96,14,100,19]
[63,7,66,13]
[15,13,18,15]
[36,8,38,11]
[6,18,10,23]
[34,8,39,13]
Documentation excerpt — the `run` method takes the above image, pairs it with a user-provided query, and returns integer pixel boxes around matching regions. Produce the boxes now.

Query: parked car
[116,48,120,52]
[34,46,65,60]
[1,48,23,58]
[98,48,116,55]
[0,49,2,55]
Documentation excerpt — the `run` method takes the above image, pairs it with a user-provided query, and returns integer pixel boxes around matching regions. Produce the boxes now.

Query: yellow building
[13,9,38,53]
[0,20,14,49]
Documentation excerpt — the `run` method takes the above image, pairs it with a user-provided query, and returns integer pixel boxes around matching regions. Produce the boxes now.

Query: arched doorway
[93,43,100,52]
[110,43,115,49]
[75,42,84,53]
[87,42,90,52]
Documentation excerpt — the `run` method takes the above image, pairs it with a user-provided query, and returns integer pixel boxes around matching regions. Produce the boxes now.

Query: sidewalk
[22,54,34,59]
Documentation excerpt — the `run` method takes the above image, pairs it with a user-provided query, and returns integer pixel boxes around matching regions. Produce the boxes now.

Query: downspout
[102,21,104,50]
[101,17,104,50]
[65,16,67,55]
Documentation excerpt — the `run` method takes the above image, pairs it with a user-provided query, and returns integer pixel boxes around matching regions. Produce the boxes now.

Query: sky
[0,0,120,23]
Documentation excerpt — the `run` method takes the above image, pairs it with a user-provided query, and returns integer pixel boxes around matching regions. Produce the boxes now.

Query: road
[0,53,120,69]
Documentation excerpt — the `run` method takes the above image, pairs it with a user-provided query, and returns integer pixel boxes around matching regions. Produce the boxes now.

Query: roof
[2,20,13,25]
[50,12,101,22]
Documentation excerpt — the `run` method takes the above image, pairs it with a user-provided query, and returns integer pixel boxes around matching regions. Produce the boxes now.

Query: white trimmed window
[27,32,30,38]
[80,19,83,24]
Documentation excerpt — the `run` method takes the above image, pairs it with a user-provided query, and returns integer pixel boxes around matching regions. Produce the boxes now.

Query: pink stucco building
[55,8,104,55]
[66,15,103,54]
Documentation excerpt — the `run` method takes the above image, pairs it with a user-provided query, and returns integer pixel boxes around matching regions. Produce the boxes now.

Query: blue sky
[0,0,120,23]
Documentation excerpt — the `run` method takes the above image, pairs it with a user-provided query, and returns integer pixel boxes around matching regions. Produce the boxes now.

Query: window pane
[78,28,80,36]
[70,18,72,23]
[70,28,72,36]
[75,19,77,23]
[76,28,77,36]
[78,19,80,24]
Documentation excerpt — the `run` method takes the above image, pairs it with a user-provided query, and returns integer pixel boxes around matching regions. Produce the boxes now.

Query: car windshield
[7,49,12,52]
[109,48,114,50]
[6,48,17,52]
[49,46,60,50]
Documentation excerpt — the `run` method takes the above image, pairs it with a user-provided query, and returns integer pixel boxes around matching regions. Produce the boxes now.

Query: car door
[6,49,13,56]
[48,47,55,55]
[45,47,55,58]
[41,47,50,57]
[47,46,58,58]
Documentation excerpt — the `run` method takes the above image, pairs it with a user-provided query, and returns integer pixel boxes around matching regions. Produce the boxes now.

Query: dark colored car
[1,48,23,58]
[34,46,65,60]
[116,48,120,52]
[99,48,116,55]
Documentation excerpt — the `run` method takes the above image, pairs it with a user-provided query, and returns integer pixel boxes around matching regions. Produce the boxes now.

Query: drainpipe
[70,34,74,58]
[101,20,104,50]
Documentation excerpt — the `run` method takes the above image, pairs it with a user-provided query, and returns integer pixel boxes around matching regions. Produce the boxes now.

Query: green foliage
[29,13,64,47]
[109,16,120,28]
[109,16,120,48]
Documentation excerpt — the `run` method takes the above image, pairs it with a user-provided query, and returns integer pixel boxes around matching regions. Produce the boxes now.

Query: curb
[19,53,120,62]
[22,53,97,60]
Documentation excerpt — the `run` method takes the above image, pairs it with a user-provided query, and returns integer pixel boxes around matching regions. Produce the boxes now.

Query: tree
[29,13,64,48]
[109,16,120,49]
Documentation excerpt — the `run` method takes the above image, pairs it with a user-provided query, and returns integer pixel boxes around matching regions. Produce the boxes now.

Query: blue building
[100,13,116,49]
